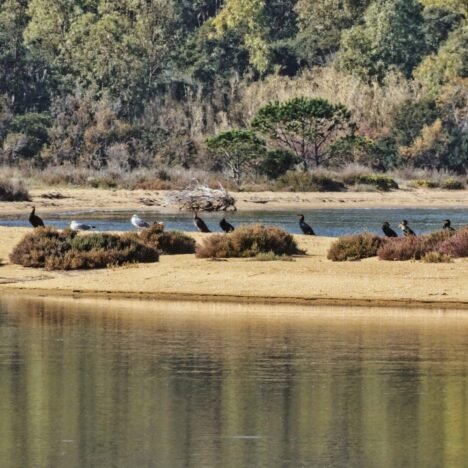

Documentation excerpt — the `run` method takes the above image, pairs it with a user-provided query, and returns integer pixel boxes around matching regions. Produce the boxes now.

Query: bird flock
[28,206,458,237]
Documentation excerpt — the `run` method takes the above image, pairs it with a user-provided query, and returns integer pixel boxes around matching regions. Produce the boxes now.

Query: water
[1,208,467,237]
[1,296,468,468]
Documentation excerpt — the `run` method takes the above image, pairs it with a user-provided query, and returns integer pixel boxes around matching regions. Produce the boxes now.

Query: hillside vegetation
[0,0,466,189]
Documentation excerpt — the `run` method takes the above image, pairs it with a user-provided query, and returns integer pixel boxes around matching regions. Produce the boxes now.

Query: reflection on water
[1,297,468,468]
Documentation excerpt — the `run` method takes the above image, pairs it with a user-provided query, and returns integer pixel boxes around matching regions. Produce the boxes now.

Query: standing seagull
[70,220,95,231]
[297,214,315,235]
[193,211,211,233]
[131,214,150,230]
[219,217,235,233]
[398,220,416,237]
[29,206,44,228]
[443,219,455,232]
[382,222,398,238]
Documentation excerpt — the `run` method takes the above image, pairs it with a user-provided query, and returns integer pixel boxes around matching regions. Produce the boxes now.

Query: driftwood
[164,181,236,212]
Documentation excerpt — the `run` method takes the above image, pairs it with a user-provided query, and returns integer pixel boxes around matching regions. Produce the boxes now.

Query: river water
[1,296,467,468]
[1,208,467,237]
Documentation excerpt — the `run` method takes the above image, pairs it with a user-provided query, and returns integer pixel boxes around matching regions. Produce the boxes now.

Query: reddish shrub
[439,228,468,258]
[377,230,455,261]
[139,224,196,254]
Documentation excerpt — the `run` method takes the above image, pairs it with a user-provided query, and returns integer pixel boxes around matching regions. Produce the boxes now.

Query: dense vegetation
[328,228,467,262]
[10,228,159,269]
[0,0,466,188]
[196,224,302,258]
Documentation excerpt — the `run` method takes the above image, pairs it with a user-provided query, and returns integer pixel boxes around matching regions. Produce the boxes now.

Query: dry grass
[0,179,30,201]
[327,233,384,261]
[10,228,159,270]
[196,225,303,258]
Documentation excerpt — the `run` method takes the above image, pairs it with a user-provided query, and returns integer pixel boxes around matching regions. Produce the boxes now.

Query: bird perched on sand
[297,214,315,235]
[193,211,210,233]
[70,221,95,231]
[29,206,44,228]
[382,222,398,238]
[443,219,455,232]
[131,214,150,229]
[219,217,234,233]
[398,220,416,237]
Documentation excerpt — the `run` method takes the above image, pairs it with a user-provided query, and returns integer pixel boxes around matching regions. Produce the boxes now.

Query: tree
[252,97,353,169]
[206,130,266,185]
[210,0,270,72]
[294,0,370,65]
[414,24,468,92]
[339,0,426,80]
[259,149,297,179]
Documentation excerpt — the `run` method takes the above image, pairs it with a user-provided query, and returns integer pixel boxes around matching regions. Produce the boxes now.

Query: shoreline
[4,287,468,310]
[0,187,467,216]
[1,227,467,311]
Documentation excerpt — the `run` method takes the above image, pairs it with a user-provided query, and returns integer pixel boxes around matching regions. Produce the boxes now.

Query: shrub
[441,178,464,190]
[0,179,30,201]
[411,179,439,188]
[196,225,303,258]
[139,224,196,254]
[344,175,399,191]
[259,149,298,179]
[377,231,455,261]
[327,233,384,261]
[440,229,468,258]
[10,228,159,270]
[421,252,453,263]
[276,170,345,192]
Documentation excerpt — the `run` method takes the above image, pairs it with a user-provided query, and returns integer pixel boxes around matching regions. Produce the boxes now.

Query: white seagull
[70,220,96,231]
[131,214,150,229]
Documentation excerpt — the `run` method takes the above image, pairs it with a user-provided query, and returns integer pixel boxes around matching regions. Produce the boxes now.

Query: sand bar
[0,227,466,309]
[0,187,467,216]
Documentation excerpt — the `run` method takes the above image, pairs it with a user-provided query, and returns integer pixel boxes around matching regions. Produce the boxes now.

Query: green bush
[344,174,399,191]
[421,251,453,263]
[139,224,196,254]
[412,179,439,188]
[10,228,159,270]
[0,179,30,201]
[327,233,384,261]
[276,170,345,192]
[441,178,464,190]
[196,224,303,258]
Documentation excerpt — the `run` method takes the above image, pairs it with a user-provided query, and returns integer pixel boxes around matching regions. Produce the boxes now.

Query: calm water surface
[1,208,467,237]
[1,297,468,468]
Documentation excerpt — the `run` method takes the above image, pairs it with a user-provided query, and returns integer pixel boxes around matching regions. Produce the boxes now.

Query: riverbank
[0,187,467,216]
[0,227,466,309]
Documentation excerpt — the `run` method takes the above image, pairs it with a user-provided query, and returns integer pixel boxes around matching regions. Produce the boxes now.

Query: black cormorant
[398,220,416,237]
[193,212,211,233]
[29,206,44,228]
[220,217,234,233]
[382,221,398,237]
[297,214,315,235]
[443,219,455,232]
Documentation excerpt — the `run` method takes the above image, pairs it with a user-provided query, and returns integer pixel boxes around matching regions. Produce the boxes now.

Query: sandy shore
[0,187,467,216]
[0,227,466,309]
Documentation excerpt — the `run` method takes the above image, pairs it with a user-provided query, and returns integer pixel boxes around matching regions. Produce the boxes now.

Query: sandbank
[0,227,466,309]
[0,187,467,217]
